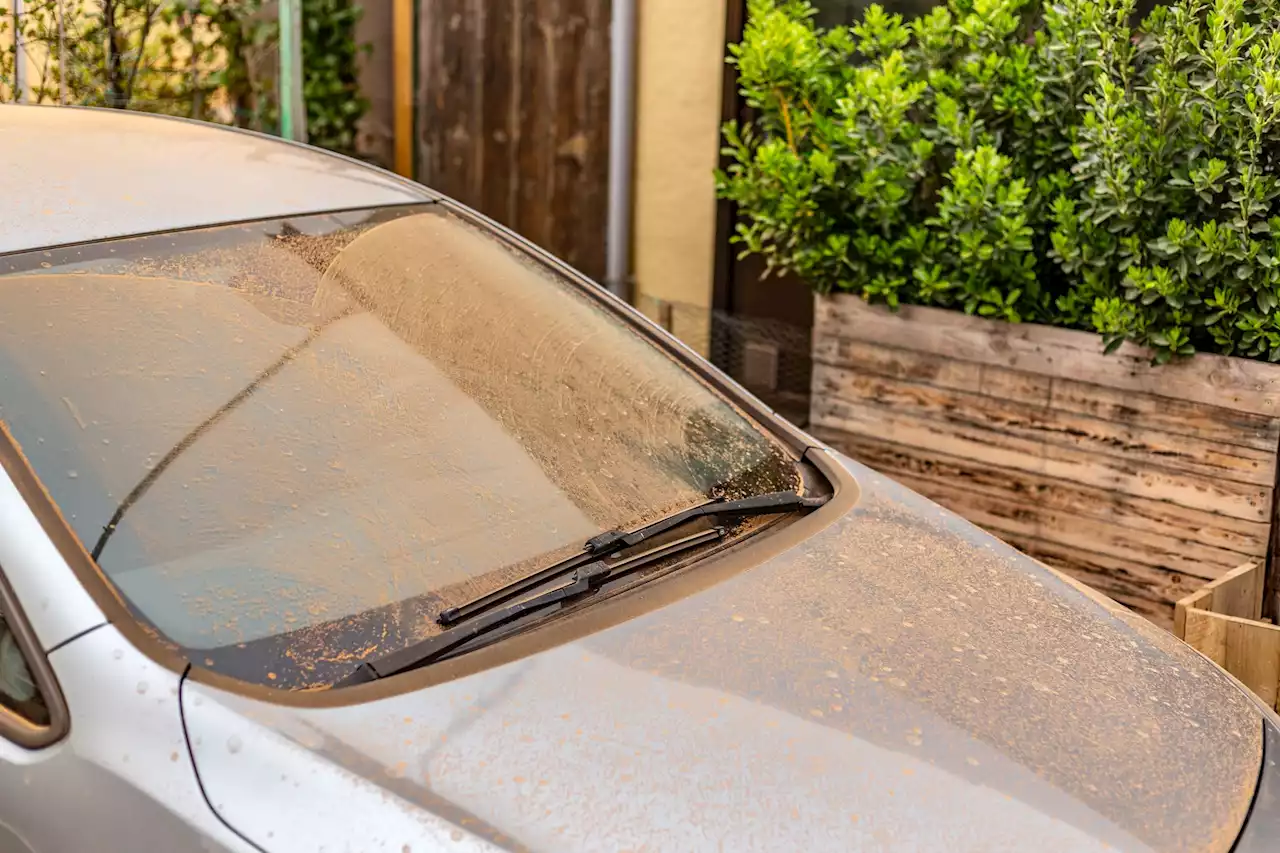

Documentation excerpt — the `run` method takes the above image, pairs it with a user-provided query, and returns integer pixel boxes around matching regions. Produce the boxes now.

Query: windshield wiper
[440,489,826,627]
[336,489,828,687]
[337,527,726,686]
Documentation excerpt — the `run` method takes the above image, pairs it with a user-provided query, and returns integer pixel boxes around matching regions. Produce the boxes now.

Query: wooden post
[392,0,414,178]
[1266,437,1280,623]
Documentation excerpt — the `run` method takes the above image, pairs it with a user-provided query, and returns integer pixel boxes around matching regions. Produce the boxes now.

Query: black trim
[713,0,748,317]
[178,665,267,853]
[45,622,107,655]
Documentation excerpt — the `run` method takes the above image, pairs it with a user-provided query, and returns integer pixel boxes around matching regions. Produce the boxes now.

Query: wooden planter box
[1175,563,1280,708]
[810,294,1280,629]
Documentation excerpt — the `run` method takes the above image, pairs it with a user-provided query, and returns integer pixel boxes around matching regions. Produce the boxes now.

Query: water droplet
[227,735,243,754]
[112,649,123,660]
[136,681,147,695]
[67,470,78,479]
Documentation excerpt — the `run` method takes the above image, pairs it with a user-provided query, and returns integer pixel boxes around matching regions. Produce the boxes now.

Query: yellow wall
[632,0,727,352]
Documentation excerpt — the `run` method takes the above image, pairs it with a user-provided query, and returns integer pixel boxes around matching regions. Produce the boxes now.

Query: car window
[0,204,799,689]
[0,614,49,728]
[0,572,64,747]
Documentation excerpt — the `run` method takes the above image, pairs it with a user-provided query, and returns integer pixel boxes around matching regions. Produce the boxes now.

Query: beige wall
[632,0,727,350]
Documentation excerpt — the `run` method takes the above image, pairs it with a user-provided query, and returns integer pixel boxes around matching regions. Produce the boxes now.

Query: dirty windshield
[0,205,796,688]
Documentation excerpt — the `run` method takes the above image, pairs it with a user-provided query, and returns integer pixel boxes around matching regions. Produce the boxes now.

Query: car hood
[182,455,1263,853]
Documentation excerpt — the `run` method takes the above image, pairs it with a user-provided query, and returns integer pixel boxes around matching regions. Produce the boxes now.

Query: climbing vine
[300,0,369,157]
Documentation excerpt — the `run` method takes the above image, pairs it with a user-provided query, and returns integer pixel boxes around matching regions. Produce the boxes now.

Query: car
[0,104,1276,853]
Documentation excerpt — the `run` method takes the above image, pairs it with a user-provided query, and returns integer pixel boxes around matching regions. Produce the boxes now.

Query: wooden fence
[415,0,611,280]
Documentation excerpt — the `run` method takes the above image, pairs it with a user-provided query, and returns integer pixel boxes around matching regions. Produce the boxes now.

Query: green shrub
[717,0,1280,362]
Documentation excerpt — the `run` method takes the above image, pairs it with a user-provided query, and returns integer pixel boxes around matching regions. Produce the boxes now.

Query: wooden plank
[547,0,609,279]
[418,0,481,193]
[480,0,519,226]
[516,0,557,257]
[1223,613,1280,707]
[1208,563,1265,621]
[886,471,1253,581]
[1268,456,1280,624]
[822,432,1271,559]
[1174,587,1213,639]
[815,294,1280,417]
[580,0,611,280]
[812,398,1272,521]
[813,338,1280,452]
[813,361,1276,486]
[1176,568,1280,706]
[1184,608,1229,666]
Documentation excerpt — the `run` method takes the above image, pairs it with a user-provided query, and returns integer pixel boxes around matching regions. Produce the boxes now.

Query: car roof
[0,106,433,255]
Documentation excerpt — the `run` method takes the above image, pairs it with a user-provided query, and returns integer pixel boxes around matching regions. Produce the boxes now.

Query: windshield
[0,204,796,687]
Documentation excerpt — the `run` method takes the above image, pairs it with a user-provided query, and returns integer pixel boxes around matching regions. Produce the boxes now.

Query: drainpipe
[13,0,28,103]
[279,0,307,142]
[58,0,66,104]
[605,0,637,300]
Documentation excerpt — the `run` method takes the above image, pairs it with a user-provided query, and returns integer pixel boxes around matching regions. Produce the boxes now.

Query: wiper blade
[337,527,727,686]
[439,489,826,628]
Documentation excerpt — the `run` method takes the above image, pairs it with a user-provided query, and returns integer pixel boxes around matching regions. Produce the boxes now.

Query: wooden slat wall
[416,0,610,279]
[811,295,1280,629]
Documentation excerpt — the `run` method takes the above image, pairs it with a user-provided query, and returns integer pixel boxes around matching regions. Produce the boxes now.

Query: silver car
[0,105,1276,853]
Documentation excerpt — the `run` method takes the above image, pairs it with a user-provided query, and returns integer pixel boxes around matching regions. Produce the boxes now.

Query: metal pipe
[604,0,637,299]
[57,0,66,104]
[278,0,307,142]
[13,0,28,103]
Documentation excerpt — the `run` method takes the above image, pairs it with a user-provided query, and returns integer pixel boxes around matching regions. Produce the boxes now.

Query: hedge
[717,0,1280,362]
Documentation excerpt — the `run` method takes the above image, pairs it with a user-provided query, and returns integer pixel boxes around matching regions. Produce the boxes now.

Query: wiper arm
[337,527,727,686]
[438,489,827,628]
[336,488,828,687]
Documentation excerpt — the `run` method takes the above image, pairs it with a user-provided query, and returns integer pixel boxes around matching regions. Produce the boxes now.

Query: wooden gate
[416,0,611,280]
